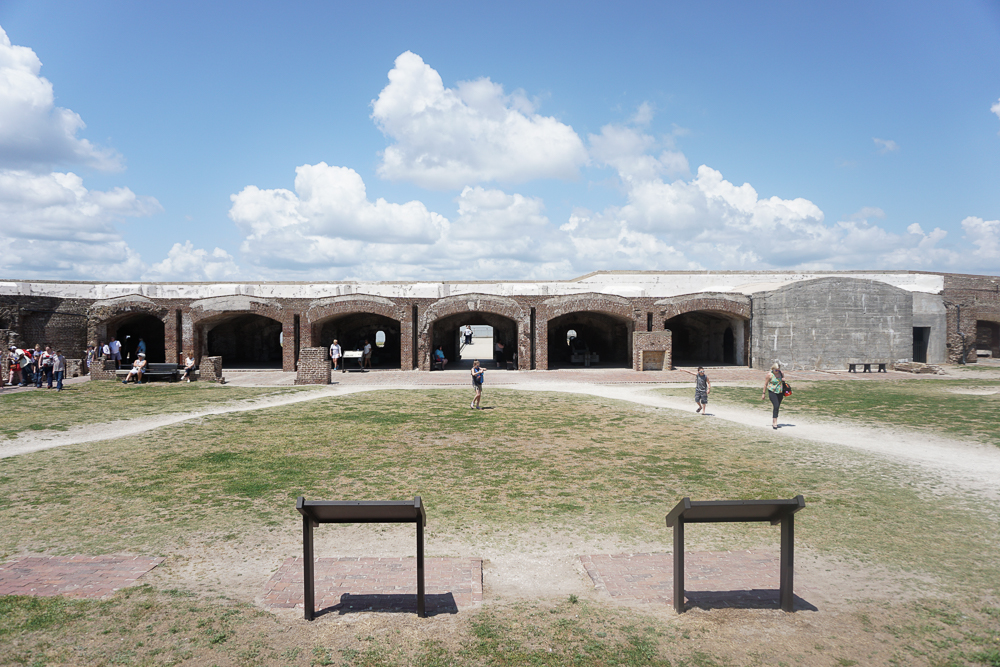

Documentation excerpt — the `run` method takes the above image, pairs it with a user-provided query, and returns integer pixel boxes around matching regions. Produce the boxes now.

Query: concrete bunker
[546,311,632,368]
[431,312,517,368]
[315,313,401,369]
[664,312,747,366]
[201,314,283,368]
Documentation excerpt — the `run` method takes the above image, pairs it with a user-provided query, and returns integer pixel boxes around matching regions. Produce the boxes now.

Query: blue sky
[1,0,999,280]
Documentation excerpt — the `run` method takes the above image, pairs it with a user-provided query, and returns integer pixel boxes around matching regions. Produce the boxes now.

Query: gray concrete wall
[751,277,913,370]
[913,292,947,364]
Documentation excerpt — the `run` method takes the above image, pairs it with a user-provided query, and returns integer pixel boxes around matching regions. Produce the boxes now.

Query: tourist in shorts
[762,362,785,430]
[122,353,147,384]
[330,339,342,372]
[108,336,122,369]
[470,359,484,409]
[363,339,372,369]
[183,351,197,382]
[695,366,711,414]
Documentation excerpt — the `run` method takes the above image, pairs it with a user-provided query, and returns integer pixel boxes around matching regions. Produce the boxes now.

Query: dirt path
[4,380,999,502]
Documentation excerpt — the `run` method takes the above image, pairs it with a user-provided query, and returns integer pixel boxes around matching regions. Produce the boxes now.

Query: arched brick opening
[189,296,288,370]
[199,313,284,368]
[658,294,751,366]
[305,295,407,370]
[432,311,516,369]
[316,313,402,369]
[538,294,637,370]
[546,311,633,368]
[420,294,528,370]
[88,297,169,363]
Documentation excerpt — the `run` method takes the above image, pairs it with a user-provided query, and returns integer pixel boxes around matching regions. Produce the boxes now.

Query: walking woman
[762,362,785,430]
[470,359,484,409]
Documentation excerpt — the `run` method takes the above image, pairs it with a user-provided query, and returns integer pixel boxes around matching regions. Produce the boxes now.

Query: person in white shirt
[362,340,372,369]
[183,352,197,383]
[108,337,122,369]
[122,353,147,384]
[330,339,342,372]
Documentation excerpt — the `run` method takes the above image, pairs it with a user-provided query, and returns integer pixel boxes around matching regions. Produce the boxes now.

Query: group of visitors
[5,344,67,391]
[329,339,372,372]
[690,362,790,429]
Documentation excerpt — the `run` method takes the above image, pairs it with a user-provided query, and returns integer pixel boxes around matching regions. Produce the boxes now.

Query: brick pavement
[0,555,164,598]
[263,557,483,615]
[229,365,936,388]
[581,551,813,610]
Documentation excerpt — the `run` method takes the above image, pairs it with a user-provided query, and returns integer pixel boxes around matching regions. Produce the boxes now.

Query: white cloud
[144,241,240,282]
[371,51,587,189]
[962,216,1000,261]
[0,170,158,278]
[992,99,1000,134]
[228,163,578,279]
[873,137,899,154]
[0,26,120,170]
[848,206,886,221]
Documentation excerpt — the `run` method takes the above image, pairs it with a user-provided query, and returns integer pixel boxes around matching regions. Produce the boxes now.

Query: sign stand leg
[780,514,794,612]
[416,519,426,617]
[673,520,685,614]
[303,516,315,621]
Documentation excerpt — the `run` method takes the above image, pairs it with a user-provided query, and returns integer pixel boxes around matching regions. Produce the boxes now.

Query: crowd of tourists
[5,344,68,391]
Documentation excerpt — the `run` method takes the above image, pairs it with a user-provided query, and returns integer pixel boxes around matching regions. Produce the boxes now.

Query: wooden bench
[297,496,427,619]
[666,496,805,613]
[430,354,444,371]
[115,363,187,382]
[848,362,887,373]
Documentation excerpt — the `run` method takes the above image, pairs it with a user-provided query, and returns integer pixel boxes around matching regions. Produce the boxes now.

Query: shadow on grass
[683,590,817,612]
[315,592,459,617]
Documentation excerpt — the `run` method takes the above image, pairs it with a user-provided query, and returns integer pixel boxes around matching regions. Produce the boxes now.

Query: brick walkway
[263,557,483,615]
[582,551,812,610]
[226,366,935,388]
[0,555,164,598]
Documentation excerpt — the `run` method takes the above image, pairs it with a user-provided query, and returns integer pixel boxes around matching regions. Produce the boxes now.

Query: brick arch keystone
[538,292,637,323]
[188,295,285,325]
[305,294,402,326]
[87,295,170,346]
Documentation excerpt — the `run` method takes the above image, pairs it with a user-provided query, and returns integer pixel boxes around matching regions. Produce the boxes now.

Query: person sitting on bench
[434,346,448,369]
[182,352,197,383]
[122,353,147,384]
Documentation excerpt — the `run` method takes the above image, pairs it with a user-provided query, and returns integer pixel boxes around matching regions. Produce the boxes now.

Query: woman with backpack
[762,362,788,430]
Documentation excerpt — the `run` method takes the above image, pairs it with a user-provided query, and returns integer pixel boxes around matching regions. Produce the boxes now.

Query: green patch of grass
[0,381,312,439]
[659,379,1000,447]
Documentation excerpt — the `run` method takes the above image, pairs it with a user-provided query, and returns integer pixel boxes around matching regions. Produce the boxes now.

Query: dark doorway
[912,327,930,363]
[976,320,1000,358]
[115,315,166,363]
[546,312,631,368]
[206,314,283,368]
[317,313,401,369]
[665,312,746,366]
[431,312,516,369]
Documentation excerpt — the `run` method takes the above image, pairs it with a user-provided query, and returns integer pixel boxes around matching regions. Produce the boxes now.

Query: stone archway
[189,296,289,370]
[537,293,638,370]
[657,293,751,366]
[88,296,169,363]
[420,294,529,371]
[305,295,408,370]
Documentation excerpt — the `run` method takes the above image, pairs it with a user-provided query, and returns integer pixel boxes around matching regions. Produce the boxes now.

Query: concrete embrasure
[262,557,483,613]
[0,555,164,598]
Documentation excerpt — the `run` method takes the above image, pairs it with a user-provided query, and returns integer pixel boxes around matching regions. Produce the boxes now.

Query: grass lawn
[1,388,998,666]
[658,378,1000,447]
[0,381,313,440]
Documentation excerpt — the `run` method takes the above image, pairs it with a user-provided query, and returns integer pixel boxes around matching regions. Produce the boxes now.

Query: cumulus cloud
[371,51,587,189]
[873,137,899,154]
[0,26,120,170]
[144,241,240,282]
[962,216,1000,262]
[228,162,578,279]
[993,99,1000,134]
[0,170,159,278]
